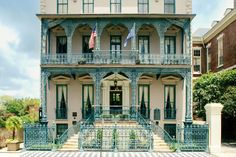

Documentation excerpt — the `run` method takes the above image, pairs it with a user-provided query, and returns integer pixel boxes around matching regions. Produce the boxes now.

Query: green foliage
[193,69,236,119]
[0,117,5,128]
[6,116,23,140]
[5,99,25,116]
[129,130,136,140]
[97,129,103,144]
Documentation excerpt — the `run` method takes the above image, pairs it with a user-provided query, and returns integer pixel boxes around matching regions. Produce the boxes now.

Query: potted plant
[96,129,103,149]
[129,130,136,149]
[5,116,22,151]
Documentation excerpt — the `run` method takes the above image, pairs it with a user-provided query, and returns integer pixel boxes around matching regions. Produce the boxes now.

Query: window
[82,85,94,119]
[56,36,67,54]
[56,124,68,137]
[56,85,68,119]
[164,36,176,54]
[217,35,224,66]
[82,36,93,53]
[164,85,176,119]
[138,85,150,119]
[138,0,149,13]
[83,0,94,14]
[138,36,149,54]
[57,0,68,14]
[207,48,211,71]
[164,124,176,138]
[193,48,201,73]
[164,0,175,14]
[110,0,121,13]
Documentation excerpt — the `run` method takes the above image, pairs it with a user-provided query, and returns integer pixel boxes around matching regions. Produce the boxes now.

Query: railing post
[52,122,56,151]
[176,124,181,152]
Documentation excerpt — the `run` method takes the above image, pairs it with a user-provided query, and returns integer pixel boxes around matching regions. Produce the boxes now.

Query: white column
[204,103,224,154]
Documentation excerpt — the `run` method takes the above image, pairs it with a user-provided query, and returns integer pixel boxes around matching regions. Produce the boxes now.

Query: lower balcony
[41,51,191,65]
[56,108,67,119]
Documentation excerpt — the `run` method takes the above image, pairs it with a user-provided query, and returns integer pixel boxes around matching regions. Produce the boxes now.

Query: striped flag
[89,25,97,49]
[124,24,135,47]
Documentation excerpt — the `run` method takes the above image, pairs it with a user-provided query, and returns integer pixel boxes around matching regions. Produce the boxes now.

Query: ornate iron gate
[79,125,152,151]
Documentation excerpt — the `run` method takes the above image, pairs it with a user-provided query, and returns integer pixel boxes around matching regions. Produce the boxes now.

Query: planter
[7,142,20,151]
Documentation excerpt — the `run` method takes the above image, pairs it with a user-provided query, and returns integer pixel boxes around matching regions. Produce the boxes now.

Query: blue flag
[124,24,135,47]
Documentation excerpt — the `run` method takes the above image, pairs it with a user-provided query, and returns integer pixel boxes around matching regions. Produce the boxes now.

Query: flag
[124,24,135,47]
[89,25,97,49]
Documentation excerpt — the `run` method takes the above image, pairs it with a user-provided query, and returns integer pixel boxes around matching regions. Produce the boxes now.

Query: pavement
[0,143,235,157]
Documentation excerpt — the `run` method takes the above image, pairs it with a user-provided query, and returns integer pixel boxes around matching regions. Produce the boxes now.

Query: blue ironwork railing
[149,121,174,148]
[176,124,209,152]
[41,51,191,65]
[56,108,67,119]
[57,122,81,149]
[164,109,176,119]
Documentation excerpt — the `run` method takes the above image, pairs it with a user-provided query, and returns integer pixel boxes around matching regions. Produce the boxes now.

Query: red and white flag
[89,25,97,49]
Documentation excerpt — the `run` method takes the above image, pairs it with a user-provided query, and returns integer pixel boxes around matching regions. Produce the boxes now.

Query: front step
[152,134,173,152]
[60,133,79,151]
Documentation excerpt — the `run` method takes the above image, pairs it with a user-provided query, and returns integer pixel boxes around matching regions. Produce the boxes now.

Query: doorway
[110,86,122,114]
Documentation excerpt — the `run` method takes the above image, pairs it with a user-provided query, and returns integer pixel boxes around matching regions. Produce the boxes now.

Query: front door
[110,90,122,114]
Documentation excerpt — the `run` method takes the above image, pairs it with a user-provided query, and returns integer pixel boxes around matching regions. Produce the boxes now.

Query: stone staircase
[59,120,172,152]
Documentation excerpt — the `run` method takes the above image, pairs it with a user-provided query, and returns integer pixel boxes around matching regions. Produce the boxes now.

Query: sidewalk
[213,143,236,157]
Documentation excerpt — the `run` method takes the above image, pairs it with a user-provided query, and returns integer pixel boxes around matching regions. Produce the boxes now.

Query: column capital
[205,103,223,115]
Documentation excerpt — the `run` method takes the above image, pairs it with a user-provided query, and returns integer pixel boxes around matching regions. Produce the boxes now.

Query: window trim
[164,85,176,120]
[82,84,94,111]
[110,0,121,13]
[57,0,68,14]
[56,84,68,119]
[138,36,150,54]
[83,0,94,14]
[138,0,149,14]
[164,0,175,14]
[217,34,224,68]
[193,47,202,74]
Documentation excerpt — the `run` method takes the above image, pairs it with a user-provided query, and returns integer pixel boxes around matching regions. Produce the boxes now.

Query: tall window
[217,35,224,66]
[56,85,68,119]
[193,48,201,73]
[207,48,211,71]
[57,0,68,14]
[82,36,93,53]
[138,0,149,13]
[164,0,175,14]
[56,36,67,53]
[164,85,176,119]
[82,85,94,119]
[110,0,121,13]
[138,36,149,54]
[138,85,150,118]
[83,0,94,14]
[164,36,176,54]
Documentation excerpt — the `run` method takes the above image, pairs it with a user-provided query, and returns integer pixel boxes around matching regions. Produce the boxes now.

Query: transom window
[164,36,176,54]
[138,0,149,14]
[217,35,224,66]
[83,0,94,14]
[164,0,175,14]
[110,0,121,13]
[57,0,68,14]
[138,36,149,54]
[164,85,176,119]
[193,49,201,73]
[56,36,67,54]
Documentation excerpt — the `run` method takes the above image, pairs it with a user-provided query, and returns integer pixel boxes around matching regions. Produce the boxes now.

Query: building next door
[110,36,121,63]
[110,86,122,114]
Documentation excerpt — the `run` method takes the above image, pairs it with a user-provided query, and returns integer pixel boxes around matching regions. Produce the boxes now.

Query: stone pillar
[185,71,193,124]
[40,71,49,123]
[204,103,224,154]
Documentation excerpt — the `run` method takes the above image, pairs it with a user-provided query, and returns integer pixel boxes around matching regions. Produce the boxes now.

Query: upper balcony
[40,0,192,15]
[40,17,192,66]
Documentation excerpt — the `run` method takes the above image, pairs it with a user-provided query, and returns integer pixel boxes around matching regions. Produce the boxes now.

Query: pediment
[78,75,93,83]
[52,75,71,84]
[138,75,153,84]
[106,25,126,33]
[103,73,130,82]
[161,75,181,85]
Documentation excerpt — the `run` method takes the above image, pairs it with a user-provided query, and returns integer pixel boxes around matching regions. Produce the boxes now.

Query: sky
[0,0,234,98]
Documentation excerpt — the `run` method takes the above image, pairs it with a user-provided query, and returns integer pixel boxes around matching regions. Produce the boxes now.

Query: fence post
[204,103,223,154]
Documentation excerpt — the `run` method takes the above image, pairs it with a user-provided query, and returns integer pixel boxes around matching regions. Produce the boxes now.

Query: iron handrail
[56,121,81,149]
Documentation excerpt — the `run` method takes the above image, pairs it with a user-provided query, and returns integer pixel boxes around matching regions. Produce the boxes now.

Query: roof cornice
[203,9,236,43]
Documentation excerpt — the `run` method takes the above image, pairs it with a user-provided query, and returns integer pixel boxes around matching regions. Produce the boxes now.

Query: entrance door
[110,91,122,114]
[110,36,121,63]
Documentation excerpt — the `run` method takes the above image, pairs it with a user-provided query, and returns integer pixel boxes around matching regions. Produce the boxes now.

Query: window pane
[164,0,175,14]
[58,0,68,14]
[165,36,175,54]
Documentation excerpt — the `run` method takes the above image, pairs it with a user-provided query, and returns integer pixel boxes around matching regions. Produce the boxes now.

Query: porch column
[41,20,48,55]
[95,23,101,50]
[159,32,165,55]
[63,23,77,54]
[185,71,192,124]
[40,71,50,123]
[184,21,192,64]
[131,22,137,50]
